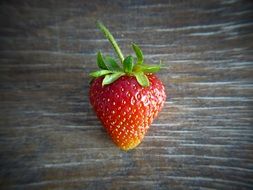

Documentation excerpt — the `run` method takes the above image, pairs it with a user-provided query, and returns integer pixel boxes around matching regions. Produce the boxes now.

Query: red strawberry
[89,21,166,150]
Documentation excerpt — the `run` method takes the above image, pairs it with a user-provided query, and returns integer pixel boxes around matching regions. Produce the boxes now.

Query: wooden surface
[0,0,253,189]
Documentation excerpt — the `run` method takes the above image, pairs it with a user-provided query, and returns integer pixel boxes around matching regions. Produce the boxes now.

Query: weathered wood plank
[0,0,253,189]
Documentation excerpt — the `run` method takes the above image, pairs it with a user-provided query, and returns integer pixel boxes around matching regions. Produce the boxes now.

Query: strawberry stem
[97,21,124,64]
[91,22,161,87]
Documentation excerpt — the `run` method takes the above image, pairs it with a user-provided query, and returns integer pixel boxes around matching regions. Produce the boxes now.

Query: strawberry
[89,21,166,150]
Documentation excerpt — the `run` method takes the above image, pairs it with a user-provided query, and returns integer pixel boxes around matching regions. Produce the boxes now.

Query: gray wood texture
[0,0,253,189]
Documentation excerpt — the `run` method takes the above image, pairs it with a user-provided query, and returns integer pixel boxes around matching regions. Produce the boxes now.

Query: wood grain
[0,0,253,189]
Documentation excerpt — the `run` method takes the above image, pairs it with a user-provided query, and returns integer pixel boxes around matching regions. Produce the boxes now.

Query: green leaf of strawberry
[89,21,166,150]
[133,64,161,73]
[89,70,113,78]
[123,56,134,73]
[134,72,149,87]
[102,72,125,86]
[97,51,107,69]
[104,56,122,71]
[132,43,143,65]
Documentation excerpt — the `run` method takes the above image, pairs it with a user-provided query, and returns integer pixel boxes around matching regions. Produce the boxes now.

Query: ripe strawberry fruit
[89,22,166,150]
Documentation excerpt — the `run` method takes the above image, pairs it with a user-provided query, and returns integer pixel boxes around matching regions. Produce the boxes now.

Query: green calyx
[89,21,161,87]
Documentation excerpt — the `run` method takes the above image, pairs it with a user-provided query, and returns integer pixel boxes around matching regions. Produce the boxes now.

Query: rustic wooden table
[0,0,253,189]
